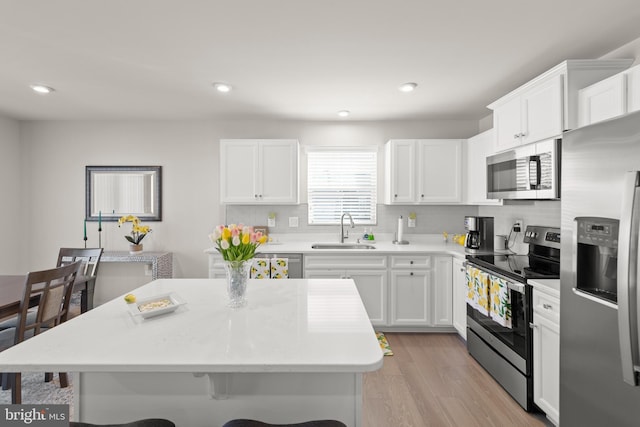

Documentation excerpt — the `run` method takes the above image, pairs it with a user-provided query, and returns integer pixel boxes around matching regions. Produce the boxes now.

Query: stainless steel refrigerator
[561,109,640,426]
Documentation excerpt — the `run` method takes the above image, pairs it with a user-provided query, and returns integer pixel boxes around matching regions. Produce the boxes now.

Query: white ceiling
[1,0,640,122]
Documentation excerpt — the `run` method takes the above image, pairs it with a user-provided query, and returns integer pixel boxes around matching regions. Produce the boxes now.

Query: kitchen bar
[0,278,383,426]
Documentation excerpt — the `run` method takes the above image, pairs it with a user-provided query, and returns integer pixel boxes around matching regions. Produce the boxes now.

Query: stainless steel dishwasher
[254,253,303,278]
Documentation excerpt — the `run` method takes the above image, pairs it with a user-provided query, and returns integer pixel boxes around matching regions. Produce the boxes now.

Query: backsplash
[225,204,479,237]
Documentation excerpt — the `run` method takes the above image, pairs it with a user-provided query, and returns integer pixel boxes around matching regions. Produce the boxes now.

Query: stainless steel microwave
[486,138,561,200]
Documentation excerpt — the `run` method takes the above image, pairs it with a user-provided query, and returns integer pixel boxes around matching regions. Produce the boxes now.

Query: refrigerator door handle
[618,170,640,386]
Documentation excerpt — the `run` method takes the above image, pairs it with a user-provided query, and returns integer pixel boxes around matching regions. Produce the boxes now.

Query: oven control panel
[523,225,561,249]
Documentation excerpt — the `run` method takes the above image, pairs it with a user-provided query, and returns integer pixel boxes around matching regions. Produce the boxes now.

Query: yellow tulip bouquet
[210,224,267,262]
[118,215,152,244]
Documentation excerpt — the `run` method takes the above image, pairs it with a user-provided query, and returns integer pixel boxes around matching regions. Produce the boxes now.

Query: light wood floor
[362,333,552,427]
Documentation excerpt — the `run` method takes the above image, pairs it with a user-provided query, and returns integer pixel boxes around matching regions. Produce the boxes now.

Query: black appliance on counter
[465,225,560,411]
[464,216,494,253]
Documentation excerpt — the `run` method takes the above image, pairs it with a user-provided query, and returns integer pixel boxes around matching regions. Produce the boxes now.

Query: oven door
[466,264,532,375]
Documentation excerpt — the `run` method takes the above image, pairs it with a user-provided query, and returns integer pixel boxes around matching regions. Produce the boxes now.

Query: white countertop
[528,278,560,298]
[206,233,472,258]
[0,278,383,374]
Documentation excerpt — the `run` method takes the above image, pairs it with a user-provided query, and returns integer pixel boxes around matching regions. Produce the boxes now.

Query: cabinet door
[493,97,523,152]
[304,269,344,279]
[259,140,299,203]
[347,270,388,326]
[390,270,431,325]
[220,140,259,203]
[452,257,467,338]
[533,312,560,425]
[386,140,416,204]
[417,140,462,203]
[433,256,453,326]
[628,65,640,114]
[578,73,626,127]
[522,74,564,144]
[466,130,502,205]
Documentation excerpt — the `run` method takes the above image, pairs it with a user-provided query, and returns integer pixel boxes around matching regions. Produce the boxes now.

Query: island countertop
[0,278,383,374]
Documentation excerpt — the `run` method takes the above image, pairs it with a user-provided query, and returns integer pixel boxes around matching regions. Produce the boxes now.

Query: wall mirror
[86,166,162,221]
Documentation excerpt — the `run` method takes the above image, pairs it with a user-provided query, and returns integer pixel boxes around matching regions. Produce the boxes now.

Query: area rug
[376,332,393,356]
[0,372,74,415]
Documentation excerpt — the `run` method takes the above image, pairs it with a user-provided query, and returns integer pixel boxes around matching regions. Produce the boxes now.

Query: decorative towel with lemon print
[250,258,289,279]
[489,275,512,328]
[466,265,490,315]
[466,265,512,329]
[270,258,288,279]
[251,259,270,279]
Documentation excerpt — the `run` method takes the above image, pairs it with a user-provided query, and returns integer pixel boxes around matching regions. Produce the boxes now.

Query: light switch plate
[288,217,299,228]
[408,218,416,228]
[267,217,276,227]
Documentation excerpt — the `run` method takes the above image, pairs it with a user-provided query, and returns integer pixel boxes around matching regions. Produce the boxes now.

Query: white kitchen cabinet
[489,59,633,152]
[465,129,502,205]
[531,281,560,426]
[492,75,564,152]
[389,255,433,326]
[578,63,640,126]
[432,256,453,326]
[385,139,462,204]
[220,139,299,204]
[389,269,431,326]
[452,257,467,339]
[578,73,627,126]
[304,255,388,326]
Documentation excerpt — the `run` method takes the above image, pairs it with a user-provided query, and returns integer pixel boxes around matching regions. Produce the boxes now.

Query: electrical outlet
[288,217,299,228]
[513,219,524,232]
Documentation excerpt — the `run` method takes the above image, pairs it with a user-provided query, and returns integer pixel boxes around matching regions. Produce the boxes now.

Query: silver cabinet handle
[529,322,537,329]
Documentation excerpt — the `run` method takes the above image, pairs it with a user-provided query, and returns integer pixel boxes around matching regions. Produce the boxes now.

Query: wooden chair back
[15,261,81,345]
[57,248,103,277]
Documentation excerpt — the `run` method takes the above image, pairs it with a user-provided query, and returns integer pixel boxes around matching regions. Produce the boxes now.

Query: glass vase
[223,260,252,308]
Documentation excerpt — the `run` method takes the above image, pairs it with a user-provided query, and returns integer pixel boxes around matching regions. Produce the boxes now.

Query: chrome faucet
[340,213,355,243]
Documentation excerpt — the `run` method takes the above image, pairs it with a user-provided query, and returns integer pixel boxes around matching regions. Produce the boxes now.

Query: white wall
[19,118,479,278]
[0,116,26,273]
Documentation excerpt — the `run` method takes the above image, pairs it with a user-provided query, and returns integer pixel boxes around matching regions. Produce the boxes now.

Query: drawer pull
[529,322,537,329]
[410,272,414,276]
[410,260,414,265]
[543,303,553,310]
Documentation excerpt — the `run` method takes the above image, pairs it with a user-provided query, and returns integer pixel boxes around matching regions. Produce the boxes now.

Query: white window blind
[307,148,377,225]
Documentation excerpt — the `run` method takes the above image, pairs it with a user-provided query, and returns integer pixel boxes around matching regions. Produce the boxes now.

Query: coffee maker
[464,216,495,253]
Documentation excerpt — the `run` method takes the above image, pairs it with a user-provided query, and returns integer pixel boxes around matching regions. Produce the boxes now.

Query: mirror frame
[85,166,162,222]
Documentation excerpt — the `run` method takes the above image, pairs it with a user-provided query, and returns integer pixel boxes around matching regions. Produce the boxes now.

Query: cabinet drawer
[304,255,387,270]
[533,290,560,325]
[390,255,431,269]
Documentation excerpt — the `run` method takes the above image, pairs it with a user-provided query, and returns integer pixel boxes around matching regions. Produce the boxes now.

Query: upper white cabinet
[220,139,299,204]
[489,59,633,152]
[385,139,462,204]
[578,63,640,127]
[464,129,502,205]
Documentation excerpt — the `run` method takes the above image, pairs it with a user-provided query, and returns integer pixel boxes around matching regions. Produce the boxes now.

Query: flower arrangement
[118,215,152,244]
[210,224,267,262]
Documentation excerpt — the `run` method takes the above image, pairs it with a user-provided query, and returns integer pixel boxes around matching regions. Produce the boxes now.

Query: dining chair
[69,419,175,427]
[222,420,347,427]
[57,247,104,313]
[0,260,81,404]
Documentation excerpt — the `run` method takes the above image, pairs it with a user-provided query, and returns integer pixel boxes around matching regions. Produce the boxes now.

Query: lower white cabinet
[452,257,467,339]
[531,282,560,426]
[304,255,388,326]
[305,253,456,330]
[390,269,431,325]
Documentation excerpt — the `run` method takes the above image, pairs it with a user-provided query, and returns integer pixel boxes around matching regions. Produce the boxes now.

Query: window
[307,148,377,225]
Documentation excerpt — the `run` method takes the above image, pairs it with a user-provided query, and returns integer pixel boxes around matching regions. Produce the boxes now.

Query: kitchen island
[0,278,383,426]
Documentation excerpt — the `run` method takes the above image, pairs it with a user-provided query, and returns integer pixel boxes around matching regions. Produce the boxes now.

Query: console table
[101,251,173,280]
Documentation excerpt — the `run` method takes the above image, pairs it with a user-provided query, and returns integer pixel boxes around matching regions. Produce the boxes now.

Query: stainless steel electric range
[465,225,560,411]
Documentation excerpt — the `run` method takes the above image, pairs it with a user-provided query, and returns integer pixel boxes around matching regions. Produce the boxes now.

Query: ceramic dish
[127,293,186,319]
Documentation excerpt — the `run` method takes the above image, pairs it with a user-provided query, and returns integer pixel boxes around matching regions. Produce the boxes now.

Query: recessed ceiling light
[30,84,55,94]
[213,82,232,93]
[398,82,418,93]
[337,110,350,117]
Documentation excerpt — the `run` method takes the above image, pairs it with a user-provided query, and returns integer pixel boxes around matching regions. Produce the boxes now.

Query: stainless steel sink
[311,243,376,250]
